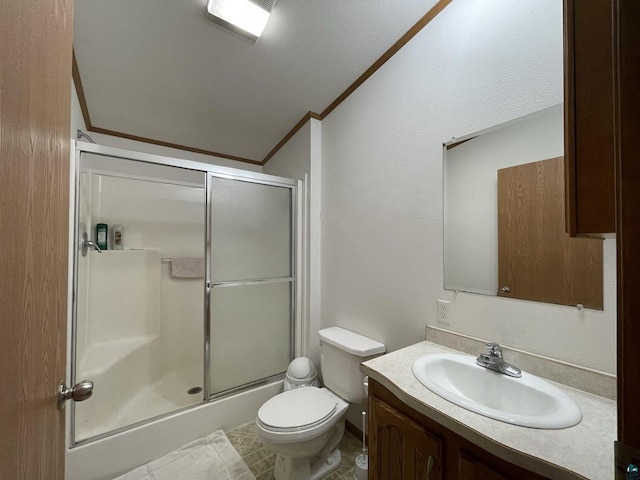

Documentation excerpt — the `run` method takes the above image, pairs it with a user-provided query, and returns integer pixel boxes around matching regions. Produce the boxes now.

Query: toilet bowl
[257,388,348,480]
[256,327,385,480]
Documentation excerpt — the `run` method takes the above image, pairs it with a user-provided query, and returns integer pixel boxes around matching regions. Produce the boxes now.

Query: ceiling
[74,0,439,163]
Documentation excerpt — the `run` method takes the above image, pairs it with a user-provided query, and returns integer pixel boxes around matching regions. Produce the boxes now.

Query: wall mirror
[443,104,603,310]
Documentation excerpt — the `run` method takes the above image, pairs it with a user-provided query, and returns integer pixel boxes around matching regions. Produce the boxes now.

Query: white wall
[319,0,616,374]
[263,121,311,180]
[71,85,262,173]
[308,120,323,366]
[445,104,564,295]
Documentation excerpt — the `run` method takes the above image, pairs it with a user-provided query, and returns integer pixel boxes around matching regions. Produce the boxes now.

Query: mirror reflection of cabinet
[497,157,603,309]
[443,105,604,309]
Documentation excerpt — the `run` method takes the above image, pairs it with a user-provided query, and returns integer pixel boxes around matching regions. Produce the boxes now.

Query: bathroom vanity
[362,339,616,480]
[368,379,547,479]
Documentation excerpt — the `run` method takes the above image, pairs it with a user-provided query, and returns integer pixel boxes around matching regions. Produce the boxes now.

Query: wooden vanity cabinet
[458,451,510,480]
[370,396,443,479]
[368,379,552,480]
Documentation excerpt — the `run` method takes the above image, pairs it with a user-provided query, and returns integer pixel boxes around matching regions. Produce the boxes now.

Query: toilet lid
[258,388,337,429]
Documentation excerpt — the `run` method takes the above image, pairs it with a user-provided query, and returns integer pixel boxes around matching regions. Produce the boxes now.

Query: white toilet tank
[318,327,385,403]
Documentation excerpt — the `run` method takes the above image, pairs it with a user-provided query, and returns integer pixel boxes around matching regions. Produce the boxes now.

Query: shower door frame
[70,141,298,447]
[205,171,297,399]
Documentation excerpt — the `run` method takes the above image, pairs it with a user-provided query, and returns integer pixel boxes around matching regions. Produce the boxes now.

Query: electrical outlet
[437,299,451,324]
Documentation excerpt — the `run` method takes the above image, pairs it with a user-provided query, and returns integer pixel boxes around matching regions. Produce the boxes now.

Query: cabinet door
[370,397,443,480]
[459,451,509,480]
[459,450,547,480]
[564,0,616,236]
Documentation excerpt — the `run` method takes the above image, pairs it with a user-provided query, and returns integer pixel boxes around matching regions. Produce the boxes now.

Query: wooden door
[0,0,74,478]
[369,397,443,480]
[497,157,603,309]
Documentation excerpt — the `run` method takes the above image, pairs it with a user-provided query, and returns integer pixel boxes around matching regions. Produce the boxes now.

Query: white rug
[114,430,255,480]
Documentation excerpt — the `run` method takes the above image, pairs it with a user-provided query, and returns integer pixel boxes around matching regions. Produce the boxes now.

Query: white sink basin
[411,354,582,429]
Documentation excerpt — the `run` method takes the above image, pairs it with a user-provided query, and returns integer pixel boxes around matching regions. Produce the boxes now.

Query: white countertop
[361,341,616,480]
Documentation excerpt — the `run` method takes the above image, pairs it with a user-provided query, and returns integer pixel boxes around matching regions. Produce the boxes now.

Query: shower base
[66,380,283,480]
[75,367,202,442]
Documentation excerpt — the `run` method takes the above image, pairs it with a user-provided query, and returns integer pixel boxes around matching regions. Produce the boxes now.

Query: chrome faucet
[80,231,102,257]
[476,342,521,378]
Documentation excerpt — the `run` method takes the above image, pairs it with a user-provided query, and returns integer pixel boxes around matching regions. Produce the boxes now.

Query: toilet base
[310,448,341,480]
[274,448,341,480]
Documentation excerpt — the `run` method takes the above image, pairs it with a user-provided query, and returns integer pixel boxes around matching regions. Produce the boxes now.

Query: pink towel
[171,257,205,278]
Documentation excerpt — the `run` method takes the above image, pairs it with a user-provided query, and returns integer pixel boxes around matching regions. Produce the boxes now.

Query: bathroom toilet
[256,327,385,480]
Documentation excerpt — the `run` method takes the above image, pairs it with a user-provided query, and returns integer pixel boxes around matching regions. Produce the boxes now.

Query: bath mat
[114,430,255,480]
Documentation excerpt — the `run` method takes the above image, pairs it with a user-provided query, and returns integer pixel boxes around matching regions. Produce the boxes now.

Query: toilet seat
[258,387,337,430]
[256,388,348,445]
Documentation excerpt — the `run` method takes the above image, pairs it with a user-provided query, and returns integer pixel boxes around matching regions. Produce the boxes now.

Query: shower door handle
[57,379,94,409]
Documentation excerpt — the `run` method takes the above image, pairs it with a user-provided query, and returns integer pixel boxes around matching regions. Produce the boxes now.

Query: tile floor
[227,422,364,480]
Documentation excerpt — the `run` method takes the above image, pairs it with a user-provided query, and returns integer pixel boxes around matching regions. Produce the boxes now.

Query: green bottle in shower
[96,223,108,250]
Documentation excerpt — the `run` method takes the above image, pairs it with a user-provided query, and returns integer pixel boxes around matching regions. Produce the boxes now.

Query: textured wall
[320,0,616,374]
[263,121,311,180]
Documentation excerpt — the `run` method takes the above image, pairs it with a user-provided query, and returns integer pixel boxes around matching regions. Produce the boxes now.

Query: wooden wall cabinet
[564,0,616,236]
[565,0,640,473]
[369,380,555,480]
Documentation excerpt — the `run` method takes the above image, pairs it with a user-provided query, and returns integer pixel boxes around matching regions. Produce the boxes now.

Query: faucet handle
[484,342,503,358]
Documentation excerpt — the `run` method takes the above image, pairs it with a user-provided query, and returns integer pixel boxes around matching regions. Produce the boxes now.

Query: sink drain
[187,386,203,395]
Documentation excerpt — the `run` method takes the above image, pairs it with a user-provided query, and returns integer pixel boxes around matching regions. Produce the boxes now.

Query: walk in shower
[70,143,297,446]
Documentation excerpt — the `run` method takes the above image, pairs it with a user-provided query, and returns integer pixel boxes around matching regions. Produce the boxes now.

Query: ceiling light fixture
[205,0,275,42]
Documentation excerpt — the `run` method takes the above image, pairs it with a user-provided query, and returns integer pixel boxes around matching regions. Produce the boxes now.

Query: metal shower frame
[70,141,298,447]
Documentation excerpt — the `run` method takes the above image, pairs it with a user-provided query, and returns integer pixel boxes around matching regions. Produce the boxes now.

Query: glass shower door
[208,175,294,395]
[73,153,206,443]
[71,146,297,445]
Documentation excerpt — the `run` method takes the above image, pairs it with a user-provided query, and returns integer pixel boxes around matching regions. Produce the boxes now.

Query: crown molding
[261,0,452,164]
